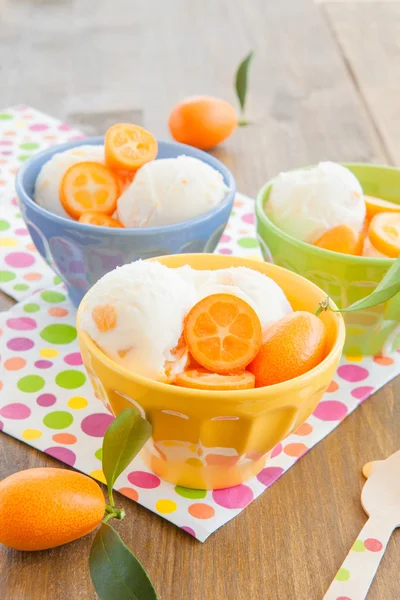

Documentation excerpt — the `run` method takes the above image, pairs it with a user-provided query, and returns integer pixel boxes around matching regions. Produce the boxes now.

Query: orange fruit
[365,194,400,220]
[176,369,255,391]
[0,468,105,551]
[92,304,118,332]
[314,224,364,255]
[248,311,327,387]
[168,96,238,150]
[184,293,262,373]
[105,123,158,171]
[368,213,400,258]
[60,161,120,220]
[79,212,123,227]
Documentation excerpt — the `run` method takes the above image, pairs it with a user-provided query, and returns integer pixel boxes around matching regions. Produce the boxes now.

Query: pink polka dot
[0,403,31,419]
[218,248,233,255]
[364,538,383,552]
[337,365,369,382]
[7,337,34,351]
[6,317,37,331]
[1,151,12,156]
[181,526,196,537]
[127,471,161,489]
[0,140,12,146]
[313,400,348,421]
[257,466,284,487]
[212,484,253,509]
[34,360,53,369]
[11,197,18,207]
[351,386,375,402]
[37,393,56,407]
[242,213,254,224]
[5,252,35,268]
[220,234,231,243]
[29,124,49,131]
[68,135,86,141]
[15,227,29,236]
[271,443,282,458]
[336,597,352,600]
[81,413,114,437]
[45,447,76,466]
[64,352,83,366]
[58,124,71,131]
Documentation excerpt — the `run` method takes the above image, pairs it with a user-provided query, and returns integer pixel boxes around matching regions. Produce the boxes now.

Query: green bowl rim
[256,162,397,266]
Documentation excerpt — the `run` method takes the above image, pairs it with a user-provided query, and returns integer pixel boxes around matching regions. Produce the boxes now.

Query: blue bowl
[16,137,236,307]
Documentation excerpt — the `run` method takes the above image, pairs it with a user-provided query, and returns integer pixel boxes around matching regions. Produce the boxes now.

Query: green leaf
[234,50,254,120]
[102,408,152,504]
[90,523,158,600]
[338,256,400,313]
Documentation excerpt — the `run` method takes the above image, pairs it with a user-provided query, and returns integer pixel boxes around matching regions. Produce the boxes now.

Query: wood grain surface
[0,0,399,598]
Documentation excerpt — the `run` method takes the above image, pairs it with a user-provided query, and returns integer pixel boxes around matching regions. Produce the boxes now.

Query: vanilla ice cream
[116,155,229,228]
[267,162,366,243]
[81,261,293,382]
[35,145,105,219]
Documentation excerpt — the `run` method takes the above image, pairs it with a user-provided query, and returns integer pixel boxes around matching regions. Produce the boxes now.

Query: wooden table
[1,1,399,598]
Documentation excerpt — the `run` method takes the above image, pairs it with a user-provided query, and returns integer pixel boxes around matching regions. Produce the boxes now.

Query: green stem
[108,488,115,509]
[103,507,125,524]
[238,117,250,127]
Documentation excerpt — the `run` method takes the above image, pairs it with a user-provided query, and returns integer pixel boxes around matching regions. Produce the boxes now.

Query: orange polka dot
[0,381,3,391]
[44,135,56,141]
[52,433,77,445]
[373,355,394,366]
[4,357,26,371]
[5,131,16,136]
[294,422,313,437]
[234,200,244,207]
[205,454,239,467]
[24,272,42,281]
[25,243,37,252]
[327,380,339,393]
[9,168,18,175]
[119,487,139,502]
[23,114,33,119]
[0,179,6,185]
[48,307,69,317]
[284,443,308,458]
[0,159,6,164]
[0,327,3,336]
[188,503,215,519]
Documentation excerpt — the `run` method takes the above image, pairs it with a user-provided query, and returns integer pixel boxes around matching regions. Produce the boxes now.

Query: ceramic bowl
[256,163,399,356]
[77,254,345,490]
[16,137,236,307]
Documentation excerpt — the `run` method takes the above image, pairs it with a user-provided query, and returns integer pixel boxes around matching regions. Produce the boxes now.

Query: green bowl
[256,163,400,356]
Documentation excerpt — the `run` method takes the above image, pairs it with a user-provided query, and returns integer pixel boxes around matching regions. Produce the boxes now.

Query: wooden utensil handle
[323,516,395,600]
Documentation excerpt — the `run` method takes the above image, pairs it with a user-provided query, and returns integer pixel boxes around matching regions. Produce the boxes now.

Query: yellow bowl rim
[76,254,346,401]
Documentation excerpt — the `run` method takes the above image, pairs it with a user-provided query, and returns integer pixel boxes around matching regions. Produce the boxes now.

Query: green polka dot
[17,375,45,393]
[335,568,350,582]
[352,540,365,552]
[40,290,66,304]
[0,113,12,120]
[40,324,77,345]
[24,303,40,313]
[55,370,86,390]
[95,448,103,461]
[237,237,259,249]
[13,283,29,291]
[15,212,22,219]
[53,275,62,285]
[0,219,10,231]
[174,485,206,499]
[0,271,16,282]
[19,142,40,150]
[43,411,73,430]
[18,155,30,162]
[230,210,236,217]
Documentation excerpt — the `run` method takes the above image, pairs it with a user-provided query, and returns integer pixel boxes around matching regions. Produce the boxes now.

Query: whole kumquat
[314,224,364,255]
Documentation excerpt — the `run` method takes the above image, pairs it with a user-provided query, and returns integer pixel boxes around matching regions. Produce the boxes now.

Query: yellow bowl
[77,254,345,490]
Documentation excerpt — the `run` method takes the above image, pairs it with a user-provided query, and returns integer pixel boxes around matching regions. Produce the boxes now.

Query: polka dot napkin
[1,107,399,542]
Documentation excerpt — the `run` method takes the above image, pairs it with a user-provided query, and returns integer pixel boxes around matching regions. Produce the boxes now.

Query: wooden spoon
[324,450,400,600]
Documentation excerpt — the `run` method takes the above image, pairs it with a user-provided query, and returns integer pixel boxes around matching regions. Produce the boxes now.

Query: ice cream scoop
[267,162,366,243]
[116,155,229,228]
[34,145,105,219]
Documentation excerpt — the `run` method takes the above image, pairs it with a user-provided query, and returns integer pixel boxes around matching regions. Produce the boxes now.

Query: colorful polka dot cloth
[1,107,399,542]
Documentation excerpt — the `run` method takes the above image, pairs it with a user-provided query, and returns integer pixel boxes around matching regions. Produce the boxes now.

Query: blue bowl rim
[16,136,236,236]
[256,162,397,266]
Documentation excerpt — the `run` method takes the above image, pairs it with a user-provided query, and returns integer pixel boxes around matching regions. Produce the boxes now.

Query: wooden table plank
[324,1,400,163]
[0,1,399,599]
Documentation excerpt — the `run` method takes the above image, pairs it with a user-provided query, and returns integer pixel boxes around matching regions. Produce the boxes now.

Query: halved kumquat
[368,213,400,258]
[184,294,262,373]
[175,369,255,391]
[365,195,400,220]
[105,123,158,171]
[314,224,364,255]
[60,162,120,219]
[79,212,123,228]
